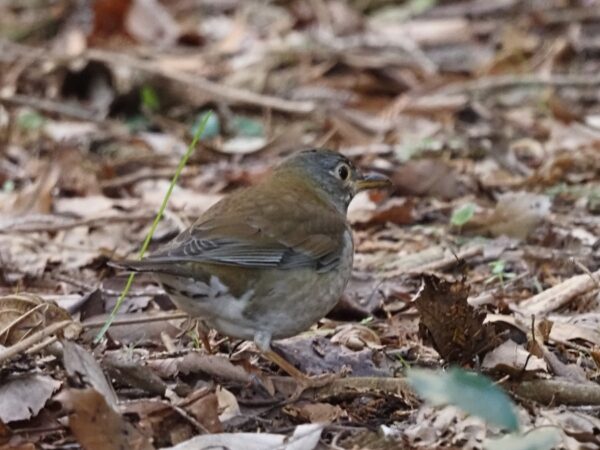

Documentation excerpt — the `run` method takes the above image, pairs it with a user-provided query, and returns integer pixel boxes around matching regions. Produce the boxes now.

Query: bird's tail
[108,259,195,278]
[107,259,157,272]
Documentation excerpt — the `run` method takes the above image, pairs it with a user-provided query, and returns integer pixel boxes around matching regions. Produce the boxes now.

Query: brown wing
[139,175,349,273]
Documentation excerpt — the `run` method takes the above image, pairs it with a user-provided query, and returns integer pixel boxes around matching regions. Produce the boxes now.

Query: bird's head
[274,149,391,213]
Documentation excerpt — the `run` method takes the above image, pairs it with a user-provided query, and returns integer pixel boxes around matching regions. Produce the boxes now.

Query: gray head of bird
[273,149,392,214]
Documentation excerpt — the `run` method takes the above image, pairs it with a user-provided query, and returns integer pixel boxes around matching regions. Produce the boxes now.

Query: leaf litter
[1,0,600,449]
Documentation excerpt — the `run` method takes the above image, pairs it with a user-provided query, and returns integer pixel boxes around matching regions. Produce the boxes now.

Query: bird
[111,149,391,391]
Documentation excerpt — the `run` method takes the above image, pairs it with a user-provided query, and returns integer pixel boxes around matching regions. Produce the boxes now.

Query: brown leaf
[330,324,382,351]
[181,390,222,433]
[350,196,416,226]
[57,388,154,450]
[482,340,547,374]
[391,159,468,200]
[0,374,61,423]
[90,0,134,44]
[215,386,240,422]
[126,0,179,45]
[0,293,80,346]
[414,275,497,364]
[0,164,59,216]
[284,401,345,423]
[63,341,118,410]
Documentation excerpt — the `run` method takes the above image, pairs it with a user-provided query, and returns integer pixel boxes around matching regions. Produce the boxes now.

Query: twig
[0,212,155,233]
[507,379,600,405]
[0,320,72,364]
[0,40,315,114]
[94,112,212,342]
[83,312,189,329]
[0,92,101,121]
[407,245,483,274]
[25,335,59,356]
[517,269,600,315]
[383,245,483,278]
[85,49,316,114]
[0,302,46,341]
[439,73,600,96]
[100,167,197,189]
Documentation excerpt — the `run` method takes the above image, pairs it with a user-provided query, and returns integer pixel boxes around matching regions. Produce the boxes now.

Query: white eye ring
[336,164,350,181]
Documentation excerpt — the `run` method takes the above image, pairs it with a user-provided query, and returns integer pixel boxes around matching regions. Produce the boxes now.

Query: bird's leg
[254,332,336,399]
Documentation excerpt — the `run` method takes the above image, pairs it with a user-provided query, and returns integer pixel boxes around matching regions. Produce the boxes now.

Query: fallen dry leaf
[0,163,59,216]
[275,335,393,377]
[0,374,61,423]
[57,388,154,450]
[0,293,80,346]
[180,389,222,433]
[63,341,118,410]
[482,339,547,374]
[163,423,323,450]
[330,324,382,351]
[414,275,497,364]
[215,386,241,422]
[461,192,551,239]
[284,401,345,423]
[391,159,469,200]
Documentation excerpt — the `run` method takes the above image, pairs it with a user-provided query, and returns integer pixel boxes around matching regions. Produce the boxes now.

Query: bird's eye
[337,164,350,181]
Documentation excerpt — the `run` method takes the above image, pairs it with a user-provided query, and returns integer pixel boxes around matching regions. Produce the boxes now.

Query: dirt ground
[1,1,600,449]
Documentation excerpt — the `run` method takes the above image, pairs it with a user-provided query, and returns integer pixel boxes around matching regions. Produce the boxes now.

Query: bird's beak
[355,172,392,191]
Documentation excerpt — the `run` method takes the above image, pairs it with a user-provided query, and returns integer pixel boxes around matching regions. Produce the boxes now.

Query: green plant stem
[94,111,212,343]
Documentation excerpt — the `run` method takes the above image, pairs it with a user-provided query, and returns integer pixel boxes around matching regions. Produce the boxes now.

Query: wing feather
[140,176,349,272]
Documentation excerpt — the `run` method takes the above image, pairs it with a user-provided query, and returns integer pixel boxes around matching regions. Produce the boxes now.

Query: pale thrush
[113,149,390,387]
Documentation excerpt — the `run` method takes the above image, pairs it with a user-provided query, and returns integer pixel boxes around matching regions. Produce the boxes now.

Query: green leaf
[451,203,476,227]
[231,115,264,137]
[2,180,15,193]
[192,111,220,140]
[95,111,213,343]
[126,114,151,132]
[17,110,45,131]
[490,260,506,276]
[140,85,160,112]
[407,367,519,432]
[484,428,561,450]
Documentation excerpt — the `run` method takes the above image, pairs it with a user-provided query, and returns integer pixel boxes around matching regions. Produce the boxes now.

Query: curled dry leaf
[284,401,345,423]
[57,388,154,450]
[215,386,241,422]
[414,275,498,364]
[0,293,80,346]
[330,324,382,351]
[0,374,61,423]
[482,339,547,374]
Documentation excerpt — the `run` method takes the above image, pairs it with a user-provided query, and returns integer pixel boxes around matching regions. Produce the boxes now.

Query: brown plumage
[112,149,390,390]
